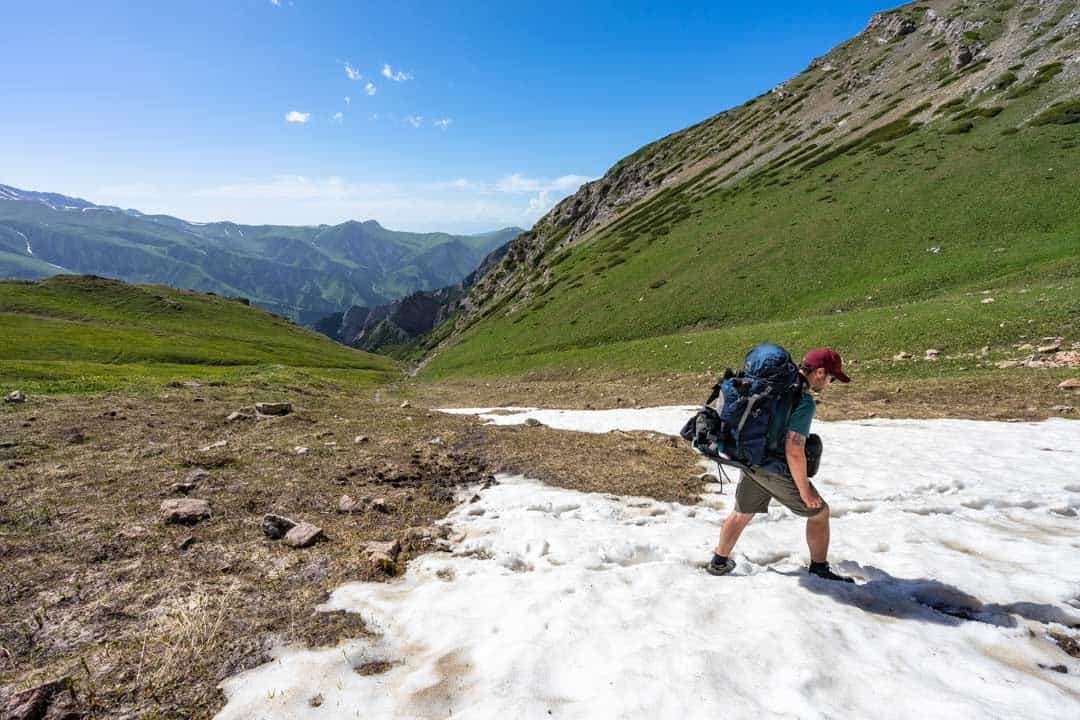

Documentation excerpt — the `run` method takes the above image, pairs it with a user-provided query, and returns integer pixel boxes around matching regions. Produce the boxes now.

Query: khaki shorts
[734,465,828,517]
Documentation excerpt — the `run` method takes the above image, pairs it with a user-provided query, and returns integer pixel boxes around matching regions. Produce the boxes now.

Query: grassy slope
[424,81,1079,381]
[0,275,398,393]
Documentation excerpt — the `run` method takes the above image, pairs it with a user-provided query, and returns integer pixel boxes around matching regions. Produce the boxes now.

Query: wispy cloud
[344,96,350,105]
[269,0,281,6]
[98,172,592,232]
[405,115,424,128]
[432,117,453,130]
[285,111,311,124]
[332,112,344,123]
[381,63,413,82]
[343,62,362,81]
[494,173,591,194]
[364,81,377,96]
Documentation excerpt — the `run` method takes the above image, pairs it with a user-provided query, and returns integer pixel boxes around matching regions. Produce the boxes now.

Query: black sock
[809,561,829,572]
[712,553,728,565]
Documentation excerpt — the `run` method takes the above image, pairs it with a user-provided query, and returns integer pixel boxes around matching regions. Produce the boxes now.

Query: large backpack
[681,343,810,469]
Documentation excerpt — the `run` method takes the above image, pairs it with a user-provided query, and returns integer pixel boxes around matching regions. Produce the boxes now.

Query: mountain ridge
[0,182,523,323]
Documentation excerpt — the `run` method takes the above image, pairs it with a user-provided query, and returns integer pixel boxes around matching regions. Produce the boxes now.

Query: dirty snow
[217,408,1080,719]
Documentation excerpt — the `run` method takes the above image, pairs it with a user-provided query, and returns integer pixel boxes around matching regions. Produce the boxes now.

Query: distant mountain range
[0,183,523,322]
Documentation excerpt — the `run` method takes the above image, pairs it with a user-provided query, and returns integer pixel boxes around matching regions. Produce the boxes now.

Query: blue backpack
[681,343,806,468]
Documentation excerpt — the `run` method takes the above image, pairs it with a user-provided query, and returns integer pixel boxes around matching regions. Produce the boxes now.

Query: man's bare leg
[806,506,830,564]
[715,511,754,557]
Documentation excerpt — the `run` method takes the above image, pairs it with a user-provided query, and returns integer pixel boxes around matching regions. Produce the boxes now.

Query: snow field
[216,409,1080,719]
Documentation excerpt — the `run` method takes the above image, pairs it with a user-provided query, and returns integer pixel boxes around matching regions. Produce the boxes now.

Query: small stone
[3,677,79,720]
[981,297,995,304]
[1050,405,1074,414]
[1058,379,1080,390]
[338,495,362,513]
[63,428,86,444]
[4,390,26,403]
[186,469,210,483]
[198,440,227,452]
[309,694,324,708]
[1017,343,1034,351]
[924,349,941,359]
[171,481,198,494]
[294,446,309,455]
[256,402,292,416]
[283,521,323,548]
[176,535,196,551]
[372,498,390,513]
[354,435,370,444]
[996,360,1022,369]
[225,411,251,423]
[261,514,297,540]
[117,525,149,540]
[893,352,912,361]
[1038,342,1061,353]
[160,498,211,525]
[524,418,543,427]
[363,540,401,571]
[400,400,411,408]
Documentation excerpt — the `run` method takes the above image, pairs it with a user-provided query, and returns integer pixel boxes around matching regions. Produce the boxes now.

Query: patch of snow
[217,408,1080,719]
[438,405,697,435]
[13,229,32,255]
[237,228,244,238]
[37,198,57,210]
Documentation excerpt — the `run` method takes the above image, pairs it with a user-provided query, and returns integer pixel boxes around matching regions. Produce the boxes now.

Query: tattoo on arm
[787,431,806,447]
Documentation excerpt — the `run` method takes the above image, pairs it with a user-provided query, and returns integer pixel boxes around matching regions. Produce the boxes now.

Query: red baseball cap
[802,348,850,383]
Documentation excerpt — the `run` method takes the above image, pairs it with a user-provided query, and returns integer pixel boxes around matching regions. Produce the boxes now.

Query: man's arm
[785,430,822,509]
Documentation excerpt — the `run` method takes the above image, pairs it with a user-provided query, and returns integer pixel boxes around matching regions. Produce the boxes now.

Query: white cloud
[381,63,413,82]
[494,173,591,194]
[284,111,311,124]
[368,112,379,121]
[269,0,281,6]
[343,62,362,81]
[527,190,552,216]
[332,112,344,122]
[364,81,377,96]
[405,115,424,128]
[432,117,453,130]
[344,96,351,106]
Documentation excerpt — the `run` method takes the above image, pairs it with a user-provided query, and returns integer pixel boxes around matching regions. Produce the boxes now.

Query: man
[707,348,854,582]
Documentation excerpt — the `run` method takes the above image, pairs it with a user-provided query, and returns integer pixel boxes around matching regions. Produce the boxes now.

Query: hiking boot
[706,554,736,576]
[808,562,854,583]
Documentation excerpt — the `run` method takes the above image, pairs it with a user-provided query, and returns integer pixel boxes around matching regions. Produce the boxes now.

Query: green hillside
[0,275,398,393]
[421,0,1079,382]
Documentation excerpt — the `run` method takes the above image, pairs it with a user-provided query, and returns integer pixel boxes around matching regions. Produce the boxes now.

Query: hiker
[707,347,854,582]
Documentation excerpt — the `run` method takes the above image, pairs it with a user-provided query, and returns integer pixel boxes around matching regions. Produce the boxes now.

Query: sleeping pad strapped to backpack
[681,343,820,473]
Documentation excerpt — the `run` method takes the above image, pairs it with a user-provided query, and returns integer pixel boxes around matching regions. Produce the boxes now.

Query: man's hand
[799,486,823,509]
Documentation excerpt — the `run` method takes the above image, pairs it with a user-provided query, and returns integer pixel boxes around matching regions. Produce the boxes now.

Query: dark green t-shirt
[764,391,816,462]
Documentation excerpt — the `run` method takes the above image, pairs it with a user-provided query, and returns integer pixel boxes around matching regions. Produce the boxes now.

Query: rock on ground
[3,676,81,720]
[159,498,211,525]
[261,514,297,540]
[4,390,26,403]
[255,402,292,416]
[283,522,323,548]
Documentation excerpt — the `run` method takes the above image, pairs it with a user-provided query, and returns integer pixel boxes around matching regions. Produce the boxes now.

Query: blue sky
[2,0,890,232]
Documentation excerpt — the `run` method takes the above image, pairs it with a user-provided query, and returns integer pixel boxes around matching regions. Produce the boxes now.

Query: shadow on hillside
[786,564,1080,628]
